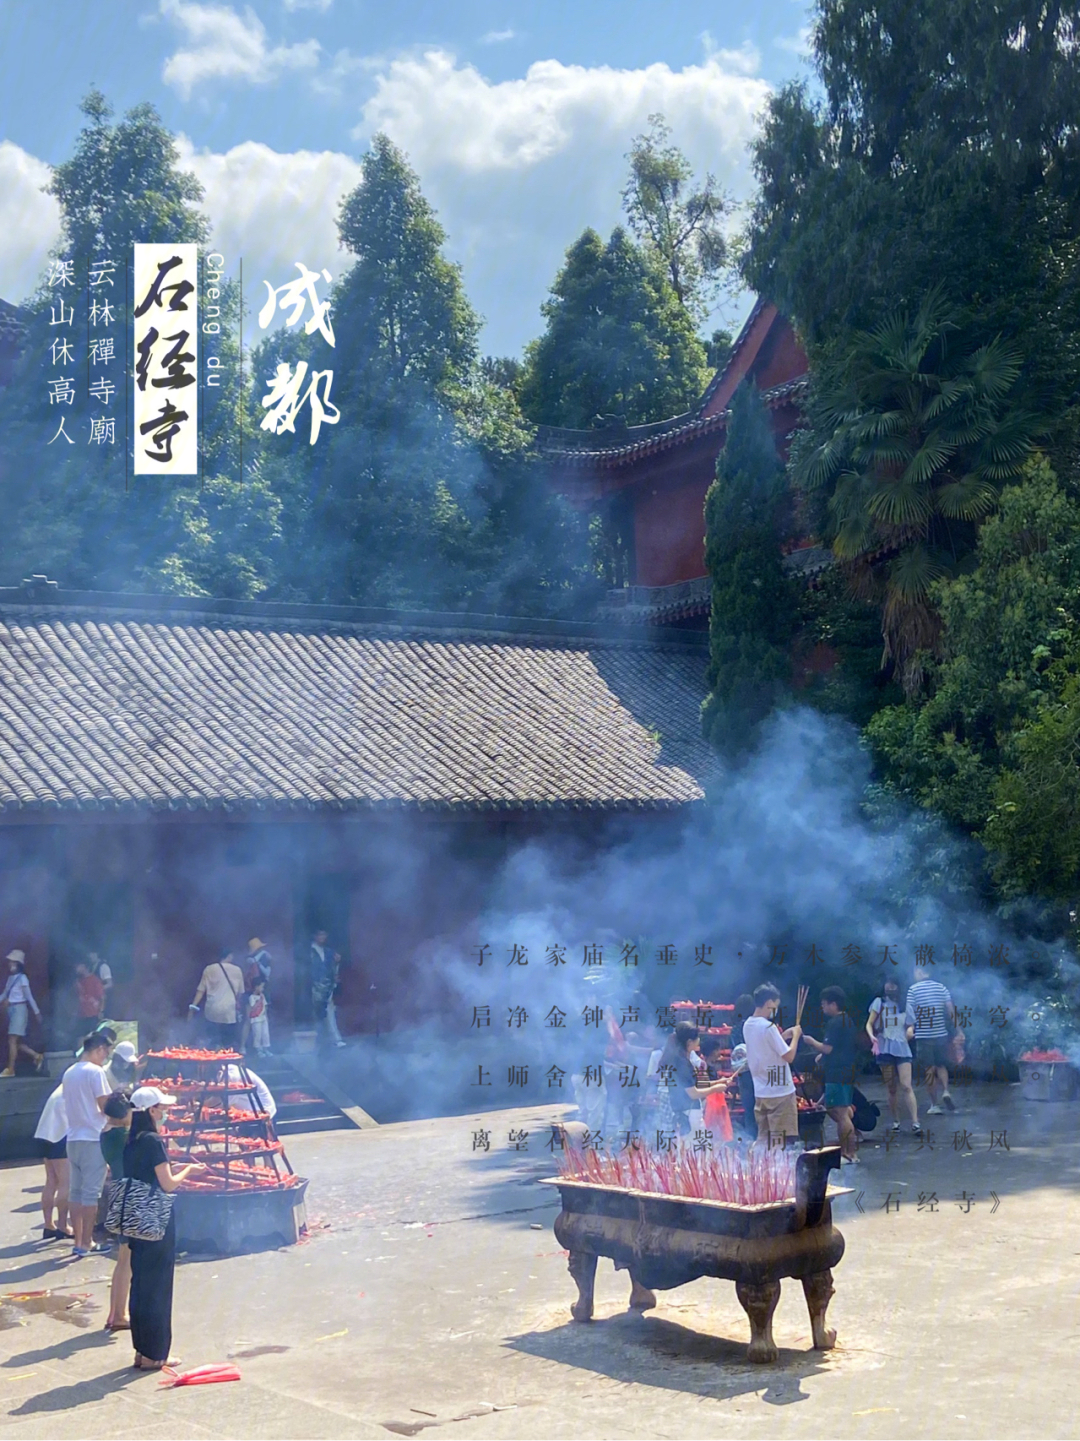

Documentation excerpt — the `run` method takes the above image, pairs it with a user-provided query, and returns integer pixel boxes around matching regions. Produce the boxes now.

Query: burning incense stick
[795,984,809,1029]
[557,1142,798,1205]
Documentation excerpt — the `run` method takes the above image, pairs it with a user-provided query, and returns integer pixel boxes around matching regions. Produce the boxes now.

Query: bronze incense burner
[543,1146,848,1363]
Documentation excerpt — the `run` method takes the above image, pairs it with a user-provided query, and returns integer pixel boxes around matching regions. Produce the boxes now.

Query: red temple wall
[634,475,712,586]
[630,398,806,588]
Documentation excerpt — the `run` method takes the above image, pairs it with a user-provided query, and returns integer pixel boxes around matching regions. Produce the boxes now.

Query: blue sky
[0,0,813,354]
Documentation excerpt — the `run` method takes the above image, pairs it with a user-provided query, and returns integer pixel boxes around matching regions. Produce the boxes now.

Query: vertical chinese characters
[46,260,76,446]
[257,263,340,445]
[88,257,117,446]
[132,245,198,474]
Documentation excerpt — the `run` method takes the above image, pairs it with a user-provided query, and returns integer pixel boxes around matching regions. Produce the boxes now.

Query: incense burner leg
[567,1250,598,1322]
[628,1272,656,1314]
[802,1268,837,1350]
[736,1279,781,1363]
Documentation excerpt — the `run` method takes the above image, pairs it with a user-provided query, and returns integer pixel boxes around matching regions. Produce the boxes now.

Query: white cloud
[353,49,768,351]
[176,136,360,296]
[358,49,769,172]
[283,0,332,9]
[161,0,320,98]
[310,46,383,98]
[480,28,516,44]
[775,25,813,57]
[0,142,62,305]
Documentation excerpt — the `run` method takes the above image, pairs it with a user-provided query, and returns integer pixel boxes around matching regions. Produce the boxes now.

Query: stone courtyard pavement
[0,1080,1076,1440]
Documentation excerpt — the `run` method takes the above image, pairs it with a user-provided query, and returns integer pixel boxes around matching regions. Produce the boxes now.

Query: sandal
[135,1356,179,1370]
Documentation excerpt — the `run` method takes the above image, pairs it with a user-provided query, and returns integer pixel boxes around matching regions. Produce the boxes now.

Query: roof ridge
[545,374,808,464]
[0,586,709,651]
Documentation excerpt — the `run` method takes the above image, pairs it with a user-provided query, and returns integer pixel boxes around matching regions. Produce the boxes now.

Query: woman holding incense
[653,1023,729,1139]
[124,1087,207,1370]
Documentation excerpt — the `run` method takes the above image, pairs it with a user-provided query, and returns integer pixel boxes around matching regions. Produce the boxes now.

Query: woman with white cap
[1,950,44,1076]
[123,1086,207,1371]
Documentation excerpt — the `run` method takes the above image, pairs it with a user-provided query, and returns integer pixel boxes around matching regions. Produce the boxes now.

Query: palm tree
[796,292,1039,692]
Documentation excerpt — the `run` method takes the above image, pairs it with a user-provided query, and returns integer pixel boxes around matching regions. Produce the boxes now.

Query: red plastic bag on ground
[159,1364,241,1387]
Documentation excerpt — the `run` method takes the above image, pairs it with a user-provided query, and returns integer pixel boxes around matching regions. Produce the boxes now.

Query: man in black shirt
[801,986,859,1164]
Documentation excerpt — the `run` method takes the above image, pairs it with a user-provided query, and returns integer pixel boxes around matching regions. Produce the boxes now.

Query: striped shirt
[906,979,952,1038]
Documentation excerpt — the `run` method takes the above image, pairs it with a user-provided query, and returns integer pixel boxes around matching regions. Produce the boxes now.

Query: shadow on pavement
[0,1240,51,1260]
[8,1367,143,1415]
[3,1329,115,1368]
[0,1255,103,1286]
[507,1310,828,1404]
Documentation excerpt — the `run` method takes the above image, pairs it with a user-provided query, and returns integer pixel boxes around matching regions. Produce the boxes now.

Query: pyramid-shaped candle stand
[141,1049,309,1253]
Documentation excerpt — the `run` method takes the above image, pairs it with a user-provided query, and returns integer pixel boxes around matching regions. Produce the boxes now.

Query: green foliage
[518,227,709,430]
[795,567,903,727]
[796,293,1038,690]
[701,383,797,753]
[706,328,734,373]
[865,456,1080,898]
[743,0,1080,431]
[46,88,209,263]
[621,114,730,323]
[147,472,283,599]
[983,664,1080,901]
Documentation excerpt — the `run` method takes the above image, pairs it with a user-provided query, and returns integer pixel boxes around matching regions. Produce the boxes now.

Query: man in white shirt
[224,1064,277,1120]
[61,1032,113,1256]
[743,983,804,1150]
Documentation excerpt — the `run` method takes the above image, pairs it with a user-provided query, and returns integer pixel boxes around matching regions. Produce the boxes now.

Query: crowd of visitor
[731,972,958,1162]
[592,969,962,1167]
[3,930,343,1373]
[0,926,349,1074]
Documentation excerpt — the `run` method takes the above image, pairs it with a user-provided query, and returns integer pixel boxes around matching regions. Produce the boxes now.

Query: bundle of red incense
[557,1141,798,1206]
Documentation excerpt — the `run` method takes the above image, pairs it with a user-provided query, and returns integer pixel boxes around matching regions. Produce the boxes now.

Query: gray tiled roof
[0,598,717,815]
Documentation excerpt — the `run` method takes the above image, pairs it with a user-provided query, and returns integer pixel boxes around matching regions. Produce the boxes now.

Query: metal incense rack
[141,1049,309,1253]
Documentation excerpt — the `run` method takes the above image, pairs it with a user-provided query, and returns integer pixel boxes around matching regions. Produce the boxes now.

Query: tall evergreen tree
[518,227,709,430]
[261,133,593,614]
[701,383,796,755]
[796,293,1039,692]
[334,133,480,397]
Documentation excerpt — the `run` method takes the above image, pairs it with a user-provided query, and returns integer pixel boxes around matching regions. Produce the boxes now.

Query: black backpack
[852,1087,880,1133]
